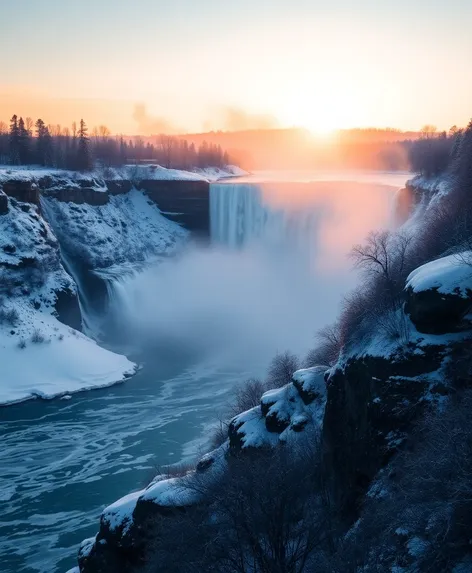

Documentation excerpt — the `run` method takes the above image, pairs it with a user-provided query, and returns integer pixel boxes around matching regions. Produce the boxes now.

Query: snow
[292,366,327,398]
[232,406,279,449]
[0,299,136,405]
[0,183,138,405]
[194,165,248,181]
[406,536,429,557]
[141,476,200,506]
[406,252,472,297]
[0,163,247,185]
[102,490,142,532]
[41,188,188,269]
[406,174,452,198]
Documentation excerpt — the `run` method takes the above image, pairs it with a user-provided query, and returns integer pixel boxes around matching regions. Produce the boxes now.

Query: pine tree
[9,115,20,164]
[18,117,31,164]
[35,119,53,166]
[76,119,91,170]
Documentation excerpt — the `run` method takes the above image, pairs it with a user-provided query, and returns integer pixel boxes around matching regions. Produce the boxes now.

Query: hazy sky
[1,0,471,134]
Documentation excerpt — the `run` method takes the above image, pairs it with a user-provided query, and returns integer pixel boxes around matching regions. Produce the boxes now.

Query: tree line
[0,115,232,171]
[407,122,471,178]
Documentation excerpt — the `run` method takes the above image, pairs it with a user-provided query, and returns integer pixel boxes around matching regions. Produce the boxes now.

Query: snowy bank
[0,300,136,405]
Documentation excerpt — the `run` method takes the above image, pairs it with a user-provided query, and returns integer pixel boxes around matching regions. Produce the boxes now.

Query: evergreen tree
[35,119,53,166]
[76,119,91,170]
[9,115,20,164]
[18,117,31,164]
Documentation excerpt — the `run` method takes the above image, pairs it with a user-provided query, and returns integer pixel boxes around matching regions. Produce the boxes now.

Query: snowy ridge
[0,164,247,185]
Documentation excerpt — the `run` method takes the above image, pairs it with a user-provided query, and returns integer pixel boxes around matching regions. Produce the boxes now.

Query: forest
[0,115,231,171]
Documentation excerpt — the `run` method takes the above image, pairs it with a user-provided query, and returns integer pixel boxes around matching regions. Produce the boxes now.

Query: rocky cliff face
[0,167,209,336]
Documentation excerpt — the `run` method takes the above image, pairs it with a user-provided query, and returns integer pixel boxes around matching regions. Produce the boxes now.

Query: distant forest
[0,115,467,172]
[0,115,232,171]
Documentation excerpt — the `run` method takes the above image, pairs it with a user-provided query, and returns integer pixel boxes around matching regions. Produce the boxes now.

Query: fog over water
[0,171,410,573]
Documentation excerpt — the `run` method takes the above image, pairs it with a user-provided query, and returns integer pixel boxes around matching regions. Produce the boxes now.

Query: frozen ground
[0,299,136,405]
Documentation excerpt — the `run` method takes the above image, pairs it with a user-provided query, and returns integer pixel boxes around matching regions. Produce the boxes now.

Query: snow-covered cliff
[0,164,240,405]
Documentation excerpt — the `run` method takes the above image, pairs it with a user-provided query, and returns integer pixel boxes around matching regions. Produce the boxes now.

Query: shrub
[17,338,26,349]
[228,377,266,417]
[31,329,45,344]
[267,351,299,388]
[144,434,335,573]
[0,306,19,326]
[305,321,342,367]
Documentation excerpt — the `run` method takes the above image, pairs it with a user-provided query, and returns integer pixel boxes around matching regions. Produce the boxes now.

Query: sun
[279,90,360,137]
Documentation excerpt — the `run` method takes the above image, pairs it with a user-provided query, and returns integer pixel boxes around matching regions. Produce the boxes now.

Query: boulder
[405,254,472,334]
[292,366,327,404]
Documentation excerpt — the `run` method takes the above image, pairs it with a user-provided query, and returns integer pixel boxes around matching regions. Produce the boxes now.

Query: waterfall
[210,182,324,251]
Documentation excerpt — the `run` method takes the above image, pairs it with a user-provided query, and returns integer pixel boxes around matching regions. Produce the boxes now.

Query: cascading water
[209,182,325,251]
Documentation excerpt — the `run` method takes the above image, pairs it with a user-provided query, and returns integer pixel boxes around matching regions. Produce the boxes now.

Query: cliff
[73,171,472,573]
[0,164,218,404]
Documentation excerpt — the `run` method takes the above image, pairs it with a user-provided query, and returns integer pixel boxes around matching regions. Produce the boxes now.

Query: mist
[106,178,400,373]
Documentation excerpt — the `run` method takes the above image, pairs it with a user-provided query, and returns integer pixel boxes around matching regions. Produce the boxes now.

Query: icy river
[0,170,410,573]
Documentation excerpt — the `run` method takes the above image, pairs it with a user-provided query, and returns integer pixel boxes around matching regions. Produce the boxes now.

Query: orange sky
[1,1,471,135]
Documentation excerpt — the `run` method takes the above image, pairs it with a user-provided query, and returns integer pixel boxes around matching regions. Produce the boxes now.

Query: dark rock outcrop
[2,180,40,204]
[105,180,133,195]
[54,286,82,331]
[405,285,472,334]
[137,180,210,235]
[42,187,110,206]
[323,344,447,515]
[0,191,8,215]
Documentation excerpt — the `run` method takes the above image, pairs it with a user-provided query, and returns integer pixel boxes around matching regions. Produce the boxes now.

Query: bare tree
[267,351,300,388]
[25,116,34,136]
[159,134,175,168]
[305,321,342,367]
[145,435,336,573]
[228,378,267,417]
[350,230,413,297]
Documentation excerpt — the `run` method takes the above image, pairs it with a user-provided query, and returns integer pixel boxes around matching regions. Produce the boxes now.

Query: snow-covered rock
[406,252,472,297]
[229,370,327,452]
[405,253,472,334]
[292,366,327,404]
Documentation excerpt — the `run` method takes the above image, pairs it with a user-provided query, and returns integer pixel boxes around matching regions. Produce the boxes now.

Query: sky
[0,0,471,135]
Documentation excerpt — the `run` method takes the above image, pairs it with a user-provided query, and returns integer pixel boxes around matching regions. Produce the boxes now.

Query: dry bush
[267,351,299,388]
[31,328,45,344]
[144,433,336,573]
[305,321,342,367]
[208,419,229,449]
[0,306,19,326]
[228,377,266,417]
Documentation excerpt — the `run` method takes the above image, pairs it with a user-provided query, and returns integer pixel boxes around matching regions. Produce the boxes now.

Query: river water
[0,170,410,573]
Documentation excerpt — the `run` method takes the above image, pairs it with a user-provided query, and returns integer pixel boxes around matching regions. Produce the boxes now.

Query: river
[0,170,410,573]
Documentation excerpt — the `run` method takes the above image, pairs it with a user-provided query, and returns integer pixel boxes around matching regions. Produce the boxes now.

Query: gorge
[1,168,431,573]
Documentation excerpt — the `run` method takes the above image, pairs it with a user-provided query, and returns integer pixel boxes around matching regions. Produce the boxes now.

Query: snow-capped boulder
[292,366,327,404]
[229,379,327,452]
[405,253,472,334]
[228,406,278,450]
[260,386,293,432]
